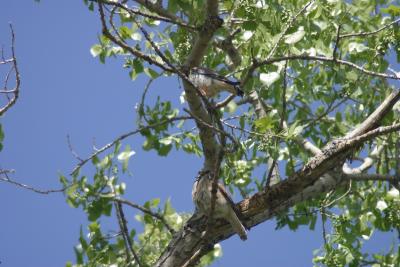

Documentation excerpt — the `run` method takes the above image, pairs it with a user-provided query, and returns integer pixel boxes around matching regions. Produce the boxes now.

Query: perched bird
[192,171,248,240]
[188,67,244,98]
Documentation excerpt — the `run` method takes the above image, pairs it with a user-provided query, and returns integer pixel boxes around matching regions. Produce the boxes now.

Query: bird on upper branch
[188,67,244,98]
[192,171,248,240]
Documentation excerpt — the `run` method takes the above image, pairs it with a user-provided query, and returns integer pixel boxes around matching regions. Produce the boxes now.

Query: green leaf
[90,44,102,57]
[260,72,280,86]
[284,26,305,44]
[144,67,159,78]
[119,26,133,39]
[381,5,400,16]
[59,174,68,187]
[158,144,172,156]
[117,147,136,161]
[254,117,274,132]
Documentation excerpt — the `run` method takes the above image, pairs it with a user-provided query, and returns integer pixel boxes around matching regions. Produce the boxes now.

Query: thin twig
[266,0,315,61]
[115,197,176,234]
[340,17,400,38]
[98,3,173,72]
[67,134,84,162]
[215,94,236,109]
[70,116,191,175]
[0,24,20,116]
[115,201,143,266]
[256,54,400,81]
[0,175,66,194]
[99,0,196,30]
[332,24,341,60]
[183,108,239,151]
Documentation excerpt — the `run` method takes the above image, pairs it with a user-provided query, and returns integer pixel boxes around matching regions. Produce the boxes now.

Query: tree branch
[0,173,66,194]
[345,173,398,182]
[97,3,174,72]
[115,201,143,267]
[99,0,196,30]
[115,197,175,234]
[342,145,383,174]
[256,55,400,81]
[340,17,400,38]
[70,116,191,175]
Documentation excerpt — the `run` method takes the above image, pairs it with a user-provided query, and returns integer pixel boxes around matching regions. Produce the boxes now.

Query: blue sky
[0,1,395,267]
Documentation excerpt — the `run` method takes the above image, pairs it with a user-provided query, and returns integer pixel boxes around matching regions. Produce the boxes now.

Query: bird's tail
[224,81,244,96]
[233,84,244,97]
[228,210,248,241]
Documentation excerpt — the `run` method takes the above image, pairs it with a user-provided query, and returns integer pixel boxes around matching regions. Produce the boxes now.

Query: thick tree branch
[154,86,400,267]
[346,90,400,138]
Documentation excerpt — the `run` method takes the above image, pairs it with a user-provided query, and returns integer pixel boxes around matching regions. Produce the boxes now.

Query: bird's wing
[192,67,240,86]
[217,183,248,228]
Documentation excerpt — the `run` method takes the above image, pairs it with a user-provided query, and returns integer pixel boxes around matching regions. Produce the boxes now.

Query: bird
[192,171,248,240]
[188,67,244,98]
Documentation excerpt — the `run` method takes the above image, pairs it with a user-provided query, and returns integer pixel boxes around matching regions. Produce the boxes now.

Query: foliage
[3,0,399,266]
[61,0,400,265]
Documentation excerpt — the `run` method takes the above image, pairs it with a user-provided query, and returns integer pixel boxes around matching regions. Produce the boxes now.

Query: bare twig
[67,134,84,162]
[0,174,66,194]
[0,24,20,116]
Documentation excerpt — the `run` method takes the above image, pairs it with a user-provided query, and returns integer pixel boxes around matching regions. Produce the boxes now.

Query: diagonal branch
[345,90,400,138]
[70,116,191,175]
[154,87,400,267]
[340,17,400,38]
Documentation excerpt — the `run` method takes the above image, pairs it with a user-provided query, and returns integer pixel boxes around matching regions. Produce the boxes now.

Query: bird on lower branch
[192,171,248,241]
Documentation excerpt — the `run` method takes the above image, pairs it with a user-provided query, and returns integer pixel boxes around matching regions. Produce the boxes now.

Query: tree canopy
[2,0,400,266]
